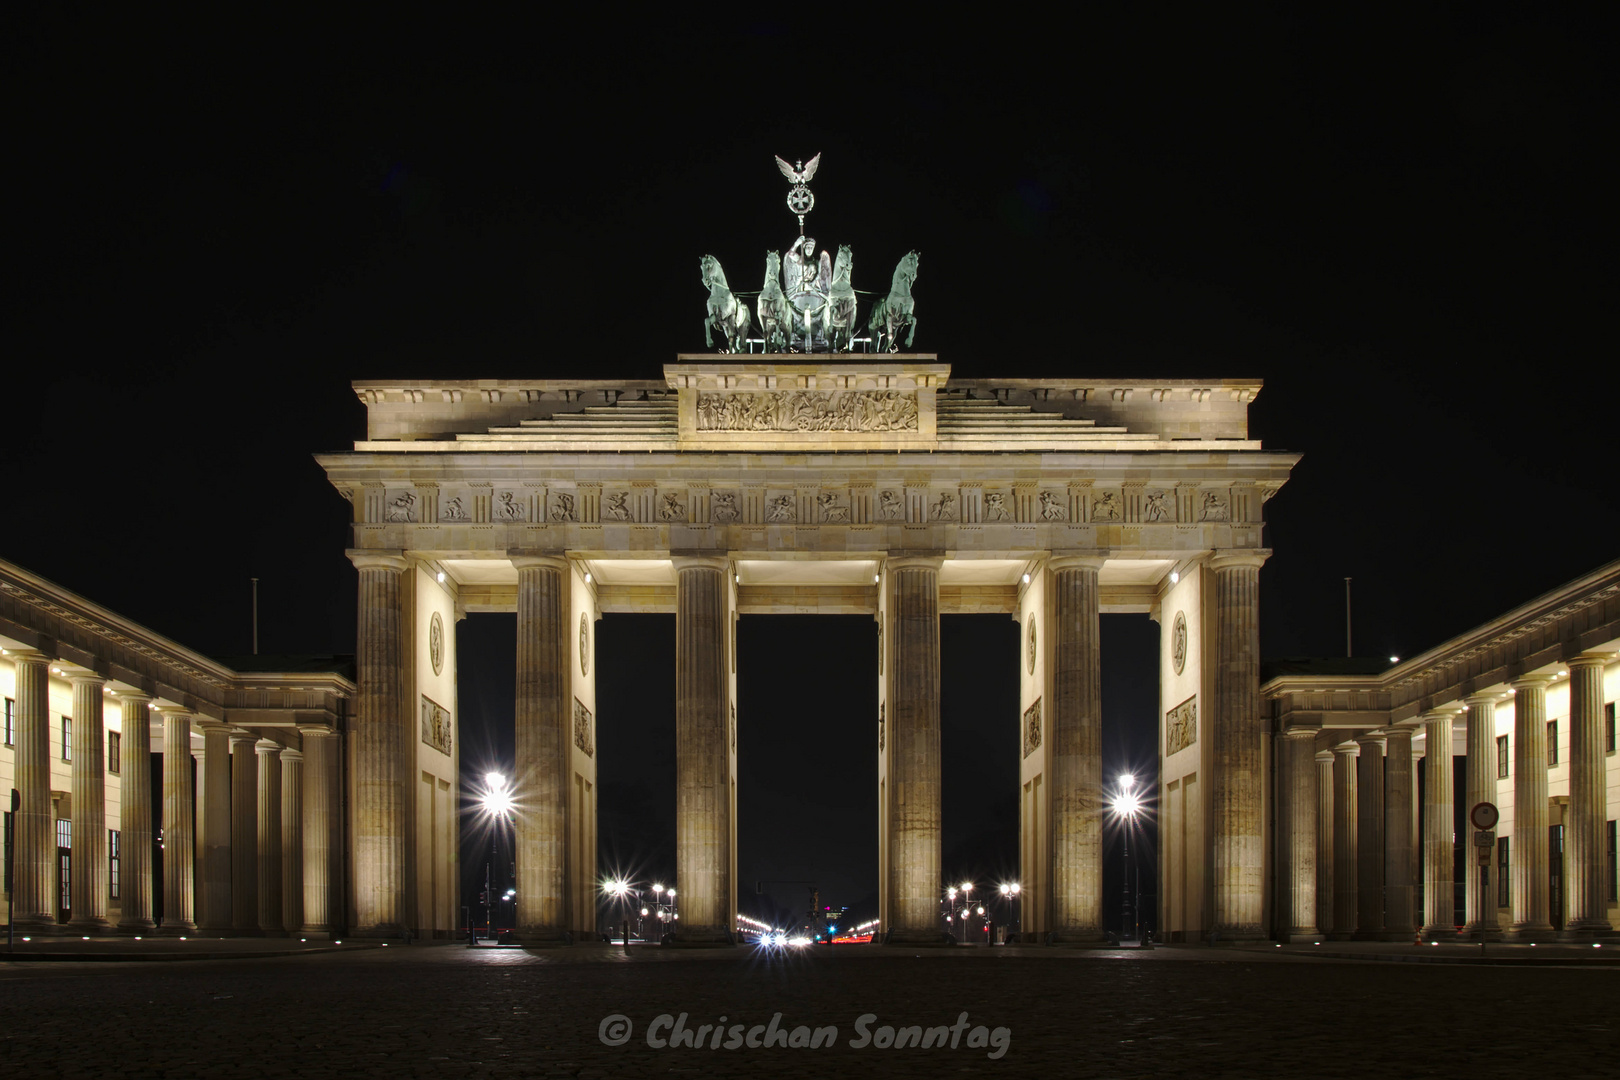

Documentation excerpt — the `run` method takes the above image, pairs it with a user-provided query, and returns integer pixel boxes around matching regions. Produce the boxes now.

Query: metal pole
[1344,577,1352,658]
[1121,819,1133,940]
[251,578,259,655]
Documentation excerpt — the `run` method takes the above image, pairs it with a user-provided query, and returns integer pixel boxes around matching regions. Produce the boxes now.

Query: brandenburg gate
[317,359,1299,943]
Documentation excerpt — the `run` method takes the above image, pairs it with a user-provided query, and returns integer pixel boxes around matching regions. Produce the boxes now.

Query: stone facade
[319,358,1296,944]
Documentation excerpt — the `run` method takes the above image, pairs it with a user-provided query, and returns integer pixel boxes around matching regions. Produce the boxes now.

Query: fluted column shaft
[1463,696,1500,935]
[160,710,196,932]
[1410,746,1424,931]
[1279,729,1319,939]
[197,723,233,931]
[300,727,339,934]
[1210,551,1268,939]
[1383,729,1416,936]
[116,695,154,931]
[1330,744,1358,938]
[513,556,570,941]
[351,552,408,936]
[1046,557,1104,942]
[256,741,283,934]
[673,555,733,943]
[281,748,304,933]
[1566,654,1613,932]
[1356,736,1385,936]
[10,653,56,930]
[1510,676,1552,935]
[230,732,259,933]
[66,675,110,932]
[1315,752,1334,934]
[1422,713,1456,936]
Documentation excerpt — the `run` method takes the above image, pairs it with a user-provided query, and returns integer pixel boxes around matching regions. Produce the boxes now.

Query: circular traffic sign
[1469,801,1499,831]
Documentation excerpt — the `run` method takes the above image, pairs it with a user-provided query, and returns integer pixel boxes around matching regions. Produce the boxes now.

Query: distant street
[2,943,1613,1078]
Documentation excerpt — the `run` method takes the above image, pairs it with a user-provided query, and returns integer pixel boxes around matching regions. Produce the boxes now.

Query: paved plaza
[2,943,1613,1078]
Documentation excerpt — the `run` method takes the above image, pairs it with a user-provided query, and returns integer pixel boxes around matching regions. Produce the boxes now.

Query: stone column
[1355,735,1385,937]
[672,555,734,944]
[1509,675,1553,937]
[1565,653,1614,934]
[8,652,55,931]
[1383,727,1416,938]
[256,740,283,935]
[1462,695,1500,937]
[1315,751,1334,935]
[1209,550,1269,939]
[196,722,233,932]
[230,731,259,934]
[1279,728,1320,940]
[159,709,196,933]
[115,695,155,932]
[281,747,304,934]
[66,674,110,933]
[300,726,339,935]
[1410,743,1424,932]
[350,551,409,937]
[1330,742,1358,939]
[1046,556,1106,943]
[512,555,571,943]
[1421,711,1455,938]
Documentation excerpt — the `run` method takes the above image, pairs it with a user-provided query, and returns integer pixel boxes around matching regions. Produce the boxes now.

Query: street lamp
[999,881,1021,943]
[1111,774,1143,942]
[478,771,514,941]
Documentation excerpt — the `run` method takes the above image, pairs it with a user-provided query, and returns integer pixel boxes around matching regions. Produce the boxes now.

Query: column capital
[1510,673,1555,691]
[510,554,570,573]
[1315,750,1335,764]
[1046,554,1107,574]
[1331,741,1360,758]
[229,729,258,749]
[4,647,51,663]
[1354,732,1386,750]
[68,671,106,688]
[347,550,409,573]
[1280,724,1321,741]
[1567,651,1611,671]
[280,747,303,763]
[884,553,944,573]
[1207,548,1271,573]
[256,738,283,756]
[156,706,196,721]
[669,554,730,574]
[1463,692,1502,708]
[1381,726,1415,744]
[116,691,152,706]
[297,724,336,739]
[195,718,233,734]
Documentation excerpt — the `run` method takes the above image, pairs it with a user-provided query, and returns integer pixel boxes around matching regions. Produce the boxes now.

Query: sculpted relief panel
[421,695,452,755]
[573,699,594,757]
[696,390,918,432]
[1023,698,1042,758]
[1166,695,1197,756]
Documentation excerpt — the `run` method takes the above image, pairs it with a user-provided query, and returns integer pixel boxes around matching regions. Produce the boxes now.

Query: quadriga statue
[827,245,858,352]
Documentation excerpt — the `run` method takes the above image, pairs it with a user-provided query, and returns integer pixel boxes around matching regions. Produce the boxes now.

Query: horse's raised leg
[704,318,713,350]
[905,317,917,349]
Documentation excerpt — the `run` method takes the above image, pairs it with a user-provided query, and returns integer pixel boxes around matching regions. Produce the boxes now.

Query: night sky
[12,12,1613,931]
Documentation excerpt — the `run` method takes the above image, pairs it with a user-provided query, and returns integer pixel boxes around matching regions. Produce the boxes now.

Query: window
[1496,734,1509,779]
[1606,703,1616,754]
[56,818,72,914]
[61,715,72,762]
[109,829,120,901]
[1547,720,1558,765]
[3,696,13,746]
[1497,837,1510,908]
[1609,820,1618,904]
[108,731,120,774]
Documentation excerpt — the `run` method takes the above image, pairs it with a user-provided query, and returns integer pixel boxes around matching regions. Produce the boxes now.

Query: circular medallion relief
[428,612,444,676]
[1027,616,1037,674]
[579,612,590,676]
[1172,611,1188,675]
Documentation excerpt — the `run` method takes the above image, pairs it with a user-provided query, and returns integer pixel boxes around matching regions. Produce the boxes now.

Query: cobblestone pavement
[2,943,1613,1078]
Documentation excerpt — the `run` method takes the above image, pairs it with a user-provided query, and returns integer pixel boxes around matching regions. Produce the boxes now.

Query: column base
[300,925,339,940]
[116,918,157,934]
[1420,925,1460,941]
[1373,927,1419,942]
[666,927,735,948]
[1352,928,1388,941]
[353,922,407,939]
[1279,929,1322,943]
[1210,925,1269,943]
[9,914,61,935]
[155,922,198,937]
[1325,930,1357,941]
[883,929,956,946]
[1505,922,1555,942]
[1557,922,1617,942]
[65,917,112,936]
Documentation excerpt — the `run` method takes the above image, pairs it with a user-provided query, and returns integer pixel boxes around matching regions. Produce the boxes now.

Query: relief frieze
[696,390,918,432]
[421,695,452,755]
[1166,694,1197,755]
